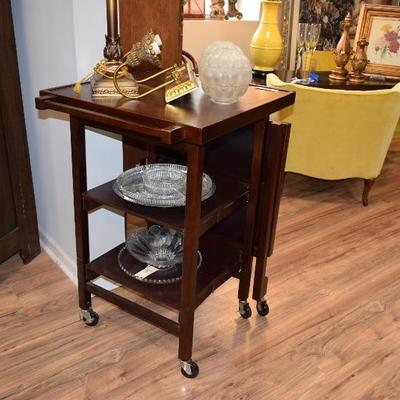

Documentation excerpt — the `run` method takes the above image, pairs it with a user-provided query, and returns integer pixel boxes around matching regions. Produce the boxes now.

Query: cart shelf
[83,174,249,235]
[86,232,242,311]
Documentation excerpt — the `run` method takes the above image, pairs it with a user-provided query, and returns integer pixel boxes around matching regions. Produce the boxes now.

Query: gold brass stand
[349,38,369,84]
[225,0,243,20]
[329,12,352,82]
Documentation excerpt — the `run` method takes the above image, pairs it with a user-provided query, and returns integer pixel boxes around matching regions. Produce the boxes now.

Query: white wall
[12,0,78,282]
[12,0,124,283]
[183,20,258,61]
[71,0,125,265]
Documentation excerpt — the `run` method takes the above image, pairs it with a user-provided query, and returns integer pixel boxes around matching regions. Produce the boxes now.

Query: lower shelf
[86,233,242,311]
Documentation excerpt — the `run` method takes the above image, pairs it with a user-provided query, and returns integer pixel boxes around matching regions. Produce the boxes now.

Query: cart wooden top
[36,83,295,145]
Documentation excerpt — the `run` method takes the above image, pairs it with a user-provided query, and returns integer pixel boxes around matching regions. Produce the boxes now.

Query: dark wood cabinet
[0,0,40,264]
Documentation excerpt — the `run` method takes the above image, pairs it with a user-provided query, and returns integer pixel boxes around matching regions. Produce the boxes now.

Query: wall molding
[39,226,120,291]
[39,226,77,286]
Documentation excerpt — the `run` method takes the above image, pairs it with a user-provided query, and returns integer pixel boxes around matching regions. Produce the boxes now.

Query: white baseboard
[38,227,119,291]
[39,227,78,286]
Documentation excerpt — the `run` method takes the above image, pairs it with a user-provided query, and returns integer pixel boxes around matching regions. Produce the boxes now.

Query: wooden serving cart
[36,82,294,377]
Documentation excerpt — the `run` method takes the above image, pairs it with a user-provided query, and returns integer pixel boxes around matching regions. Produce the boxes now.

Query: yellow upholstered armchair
[266,73,400,205]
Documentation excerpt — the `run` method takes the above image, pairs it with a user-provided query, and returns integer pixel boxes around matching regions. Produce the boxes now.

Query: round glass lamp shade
[199,41,252,104]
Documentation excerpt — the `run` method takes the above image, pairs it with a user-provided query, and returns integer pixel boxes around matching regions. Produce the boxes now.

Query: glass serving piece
[126,225,183,267]
[142,167,186,196]
[118,246,202,285]
[113,163,216,208]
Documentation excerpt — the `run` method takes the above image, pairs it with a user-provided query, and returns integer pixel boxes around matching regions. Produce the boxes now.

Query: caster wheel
[239,301,252,319]
[81,309,99,326]
[181,360,199,379]
[256,299,270,317]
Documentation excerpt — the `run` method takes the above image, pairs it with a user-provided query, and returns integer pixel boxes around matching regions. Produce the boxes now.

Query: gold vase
[250,0,283,75]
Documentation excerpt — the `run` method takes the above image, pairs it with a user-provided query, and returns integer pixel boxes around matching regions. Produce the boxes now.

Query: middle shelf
[84,173,249,235]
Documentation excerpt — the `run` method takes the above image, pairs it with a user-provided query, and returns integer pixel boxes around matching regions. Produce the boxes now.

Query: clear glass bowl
[118,226,203,284]
[126,225,183,267]
[142,167,186,196]
[113,163,216,208]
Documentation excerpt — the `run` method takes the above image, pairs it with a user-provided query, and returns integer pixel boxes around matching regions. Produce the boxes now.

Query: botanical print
[368,18,400,65]
[299,0,354,50]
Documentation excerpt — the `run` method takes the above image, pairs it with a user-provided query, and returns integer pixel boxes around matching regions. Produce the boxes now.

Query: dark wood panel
[271,71,398,90]
[36,85,296,145]
[0,0,40,263]
[86,282,180,336]
[0,228,19,265]
[119,0,183,71]
[0,115,17,238]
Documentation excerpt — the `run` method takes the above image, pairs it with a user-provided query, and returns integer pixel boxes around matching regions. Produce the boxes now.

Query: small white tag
[134,265,159,280]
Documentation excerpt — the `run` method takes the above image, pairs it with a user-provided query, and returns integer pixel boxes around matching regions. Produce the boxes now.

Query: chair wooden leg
[362,178,375,206]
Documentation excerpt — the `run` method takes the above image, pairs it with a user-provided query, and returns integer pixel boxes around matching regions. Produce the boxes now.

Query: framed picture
[355,4,400,77]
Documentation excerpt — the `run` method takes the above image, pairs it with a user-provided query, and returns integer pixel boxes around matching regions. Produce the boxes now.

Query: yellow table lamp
[250,0,283,76]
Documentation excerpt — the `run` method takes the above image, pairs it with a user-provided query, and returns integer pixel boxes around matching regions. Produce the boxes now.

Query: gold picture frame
[354,4,400,77]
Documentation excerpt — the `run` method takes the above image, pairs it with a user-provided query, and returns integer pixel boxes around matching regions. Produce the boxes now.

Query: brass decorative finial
[225,0,243,20]
[210,0,225,19]
[349,37,369,84]
[329,11,352,81]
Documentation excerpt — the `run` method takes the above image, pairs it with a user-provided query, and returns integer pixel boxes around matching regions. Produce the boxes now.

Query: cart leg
[252,217,270,317]
[251,122,291,316]
[178,143,204,378]
[70,117,96,319]
[238,119,267,318]
[253,257,270,317]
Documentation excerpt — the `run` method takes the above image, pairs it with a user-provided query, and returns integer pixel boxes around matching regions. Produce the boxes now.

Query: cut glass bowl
[126,225,183,267]
[142,167,186,196]
[113,163,215,208]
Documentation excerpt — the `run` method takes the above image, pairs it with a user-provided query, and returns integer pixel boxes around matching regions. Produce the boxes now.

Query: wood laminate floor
[1,141,400,400]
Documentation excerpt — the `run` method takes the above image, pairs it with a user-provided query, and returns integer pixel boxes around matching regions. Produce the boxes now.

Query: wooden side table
[36,83,294,377]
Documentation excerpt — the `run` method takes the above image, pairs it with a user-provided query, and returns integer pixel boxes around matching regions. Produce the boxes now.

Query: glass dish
[126,225,183,267]
[118,246,202,285]
[113,163,216,208]
[142,167,186,196]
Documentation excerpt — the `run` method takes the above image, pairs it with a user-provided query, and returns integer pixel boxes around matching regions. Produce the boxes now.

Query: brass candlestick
[349,38,369,84]
[329,12,352,82]
[74,0,138,97]
[225,0,243,20]
[103,0,123,61]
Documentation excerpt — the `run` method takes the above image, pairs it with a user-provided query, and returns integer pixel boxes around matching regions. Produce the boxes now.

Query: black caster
[256,299,270,317]
[80,308,99,326]
[239,301,252,319]
[181,360,199,379]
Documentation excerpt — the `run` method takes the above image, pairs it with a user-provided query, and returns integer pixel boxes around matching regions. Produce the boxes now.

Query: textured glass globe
[199,41,252,105]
